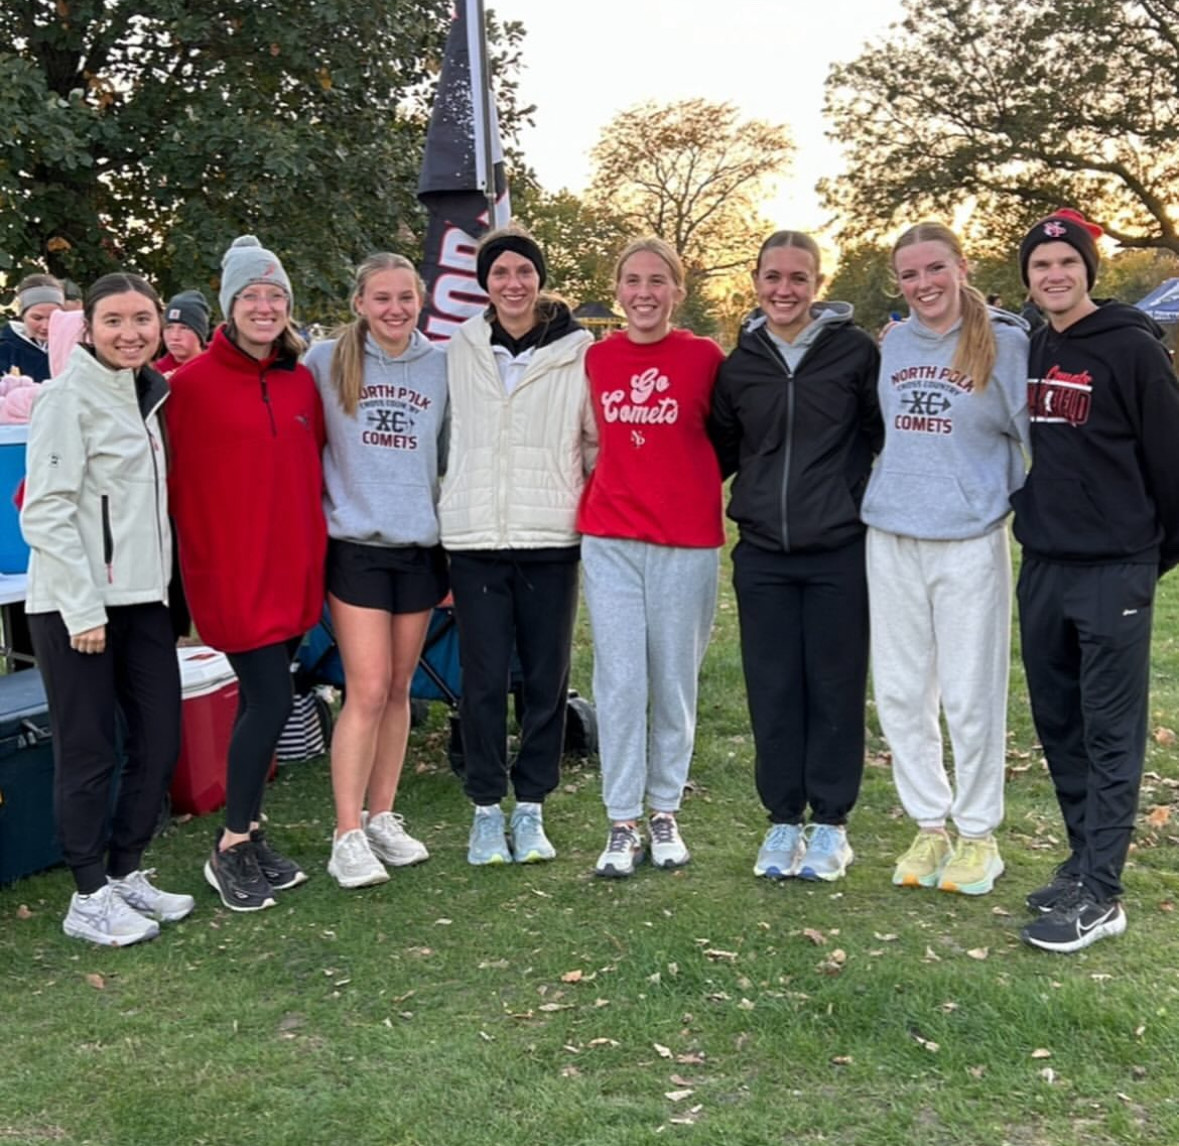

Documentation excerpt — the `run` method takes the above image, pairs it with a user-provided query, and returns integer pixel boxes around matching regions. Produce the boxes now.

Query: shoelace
[807,825,842,856]
[909,834,946,862]
[765,823,799,851]
[606,825,638,853]
[473,815,504,843]
[649,816,677,844]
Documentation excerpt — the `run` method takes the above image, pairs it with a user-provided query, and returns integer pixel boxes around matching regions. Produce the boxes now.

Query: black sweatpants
[29,604,181,895]
[449,551,580,806]
[1017,558,1156,900]
[733,537,869,825]
[223,637,301,834]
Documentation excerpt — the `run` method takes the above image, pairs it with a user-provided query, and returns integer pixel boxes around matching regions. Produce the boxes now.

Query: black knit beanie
[476,233,547,292]
[163,290,212,345]
[1019,209,1101,289]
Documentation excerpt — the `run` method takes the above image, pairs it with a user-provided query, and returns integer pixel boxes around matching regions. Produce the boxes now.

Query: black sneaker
[1020,891,1127,953]
[250,829,308,890]
[204,838,277,912]
[1025,868,1083,914]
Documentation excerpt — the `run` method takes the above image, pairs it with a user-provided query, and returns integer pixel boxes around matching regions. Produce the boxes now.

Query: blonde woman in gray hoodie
[304,254,449,890]
[861,223,1030,897]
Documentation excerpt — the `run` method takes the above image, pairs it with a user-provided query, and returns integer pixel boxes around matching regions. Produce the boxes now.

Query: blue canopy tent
[1135,278,1179,323]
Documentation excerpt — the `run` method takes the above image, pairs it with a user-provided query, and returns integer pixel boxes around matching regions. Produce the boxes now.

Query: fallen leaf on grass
[594,998,611,1008]
[1039,1067,1056,1084]
[85,973,105,990]
[537,1003,571,1013]
[967,1065,986,1079]
[653,1042,673,1059]
[1153,727,1176,746]
[966,947,989,961]
[1031,1048,1052,1059]
[16,904,32,920]
[669,1073,694,1086]
[561,1065,580,1078]
[830,1055,853,1066]
[1161,900,1175,913]
[1135,1025,1146,1038]
[803,928,827,945]
[561,969,584,983]
[478,959,509,970]
[817,949,847,975]
[737,998,756,1010]
[434,918,453,926]
[991,906,1012,918]
[676,1052,706,1065]
[911,1033,940,1053]
[665,1089,694,1102]
[922,946,941,963]
[1145,805,1172,829]
[588,1037,619,1048]
[873,932,898,942]
[703,948,738,962]
[940,1001,959,1013]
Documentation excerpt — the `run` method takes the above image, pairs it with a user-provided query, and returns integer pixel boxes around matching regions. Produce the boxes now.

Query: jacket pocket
[101,494,113,569]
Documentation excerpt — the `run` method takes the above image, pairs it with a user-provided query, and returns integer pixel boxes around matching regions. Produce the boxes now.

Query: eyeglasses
[238,290,288,307]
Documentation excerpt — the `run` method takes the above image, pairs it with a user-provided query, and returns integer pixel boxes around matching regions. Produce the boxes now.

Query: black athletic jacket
[1012,301,1179,571]
[710,306,882,554]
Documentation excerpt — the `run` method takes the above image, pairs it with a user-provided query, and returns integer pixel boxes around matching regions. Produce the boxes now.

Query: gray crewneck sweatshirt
[305,329,449,547]
[860,309,1030,540]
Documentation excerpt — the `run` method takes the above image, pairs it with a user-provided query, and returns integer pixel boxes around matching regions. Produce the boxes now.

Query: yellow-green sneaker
[938,835,1004,896]
[892,831,951,889]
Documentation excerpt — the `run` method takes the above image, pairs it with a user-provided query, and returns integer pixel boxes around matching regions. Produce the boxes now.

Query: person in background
[862,222,1029,897]
[711,230,881,883]
[1013,210,1179,952]
[167,236,326,912]
[304,254,448,889]
[21,272,191,946]
[155,290,212,375]
[62,280,84,312]
[440,225,594,867]
[579,237,724,878]
[1,274,65,382]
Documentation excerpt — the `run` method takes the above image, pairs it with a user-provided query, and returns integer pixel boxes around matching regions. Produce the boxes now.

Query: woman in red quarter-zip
[167,236,326,914]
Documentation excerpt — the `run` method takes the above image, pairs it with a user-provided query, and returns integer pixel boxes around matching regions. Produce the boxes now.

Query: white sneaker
[797,824,854,882]
[363,810,429,867]
[109,869,196,922]
[595,823,643,878]
[327,828,390,889]
[649,813,690,869]
[62,883,160,947]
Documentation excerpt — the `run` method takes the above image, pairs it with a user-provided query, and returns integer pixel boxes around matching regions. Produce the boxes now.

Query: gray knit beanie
[219,235,293,317]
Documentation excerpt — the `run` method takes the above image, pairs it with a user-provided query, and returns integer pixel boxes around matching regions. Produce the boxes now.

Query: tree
[587,99,793,293]
[823,0,1179,255]
[0,0,528,319]
[823,243,897,338]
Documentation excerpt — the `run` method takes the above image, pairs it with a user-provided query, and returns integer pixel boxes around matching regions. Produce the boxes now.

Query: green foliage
[1100,247,1179,305]
[824,241,898,336]
[0,0,529,320]
[823,0,1179,255]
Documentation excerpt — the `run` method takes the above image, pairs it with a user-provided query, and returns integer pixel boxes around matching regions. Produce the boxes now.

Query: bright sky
[490,0,906,233]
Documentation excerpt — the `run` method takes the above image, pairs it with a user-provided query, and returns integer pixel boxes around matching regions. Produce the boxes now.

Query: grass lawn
[3,540,1179,1146]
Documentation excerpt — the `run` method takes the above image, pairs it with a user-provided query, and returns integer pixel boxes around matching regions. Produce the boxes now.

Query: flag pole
[471,0,499,228]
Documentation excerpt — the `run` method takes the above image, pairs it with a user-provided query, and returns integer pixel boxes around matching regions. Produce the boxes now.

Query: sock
[475,803,501,817]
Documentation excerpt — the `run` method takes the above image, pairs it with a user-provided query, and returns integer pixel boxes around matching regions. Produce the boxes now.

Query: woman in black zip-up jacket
[710,230,881,884]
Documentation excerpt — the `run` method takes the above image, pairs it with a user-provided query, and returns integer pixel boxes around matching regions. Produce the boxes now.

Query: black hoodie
[1011,301,1179,570]
[710,306,882,554]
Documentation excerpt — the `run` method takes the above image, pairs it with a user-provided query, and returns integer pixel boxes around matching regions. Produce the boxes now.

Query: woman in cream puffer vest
[440,225,595,869]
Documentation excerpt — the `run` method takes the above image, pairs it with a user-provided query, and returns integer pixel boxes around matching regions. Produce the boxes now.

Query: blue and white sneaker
[753,822,805,879]
[468,805,512,866]
[798,824,853,882]
[510,803,556,863]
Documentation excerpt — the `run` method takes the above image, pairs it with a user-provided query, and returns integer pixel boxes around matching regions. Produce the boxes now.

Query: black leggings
[224,637,300,833]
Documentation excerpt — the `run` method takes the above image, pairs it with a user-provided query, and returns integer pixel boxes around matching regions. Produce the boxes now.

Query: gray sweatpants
[582,536,719,822]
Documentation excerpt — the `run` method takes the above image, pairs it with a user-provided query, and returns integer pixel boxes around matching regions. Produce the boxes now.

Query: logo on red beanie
[1043,221,1067,238]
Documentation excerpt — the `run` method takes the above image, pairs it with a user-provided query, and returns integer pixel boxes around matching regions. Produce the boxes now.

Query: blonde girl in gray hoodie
[304,254,449,889]
[861,223,1029,896]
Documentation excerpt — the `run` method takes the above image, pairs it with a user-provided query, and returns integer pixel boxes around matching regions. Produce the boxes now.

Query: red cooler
[171,646,239,816]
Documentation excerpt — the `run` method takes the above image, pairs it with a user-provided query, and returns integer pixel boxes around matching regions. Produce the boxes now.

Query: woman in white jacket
[441,225,595,867]
[21,273,191,947]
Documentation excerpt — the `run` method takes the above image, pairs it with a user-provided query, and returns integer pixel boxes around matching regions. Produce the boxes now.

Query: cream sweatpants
[866,526,1011,838]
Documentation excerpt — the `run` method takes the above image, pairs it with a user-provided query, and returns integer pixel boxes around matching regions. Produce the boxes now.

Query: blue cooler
[0,669,59,884]
[0,425,28,574]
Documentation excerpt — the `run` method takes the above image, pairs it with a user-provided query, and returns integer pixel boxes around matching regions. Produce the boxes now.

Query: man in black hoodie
[1011,210,1179,953]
